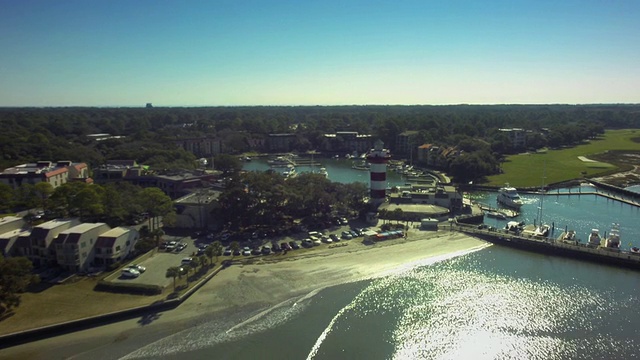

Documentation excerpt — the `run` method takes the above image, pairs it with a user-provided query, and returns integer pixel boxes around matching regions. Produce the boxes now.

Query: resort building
[0,160,90,190]
[26,218,82,267]
[174,137,222,158]
[173,189,221,229]
[389,183,463,212]
[498,128,527,149]
[321,131,373,154]
[92,160,149,184]
[267,133,296,152]
[395,131,419,156]
[0,216,30,258]
[54,223,111,272]
[94,227,139,266]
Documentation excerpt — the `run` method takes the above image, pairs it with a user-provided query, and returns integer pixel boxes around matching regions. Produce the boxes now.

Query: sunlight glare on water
[348,257,616,360]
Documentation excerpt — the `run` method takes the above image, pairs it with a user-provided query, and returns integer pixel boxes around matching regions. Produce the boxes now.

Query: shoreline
[0,230,487,360]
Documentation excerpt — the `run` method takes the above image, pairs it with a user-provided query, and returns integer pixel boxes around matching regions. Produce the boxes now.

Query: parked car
[233,248,241,256]
[223,248,232,256]
[349,230,359,238]
[127,264,146,273]
[341,231,353,240]
[272,242,282,252]
[330,234,340,242]
[159,241,168,250]
[165,241,177,251]
[242,247,252,256]
[251,248,262,255]
[121,268,140,278]
[312,239,322,246]
[340,217,349,225]
[175,243,187,252]
[261,245,272,255]
[281,242,292,251]
[321,235,332,243]
[181,257,193,265]
[289,241,300,249]
[301,239,313,248]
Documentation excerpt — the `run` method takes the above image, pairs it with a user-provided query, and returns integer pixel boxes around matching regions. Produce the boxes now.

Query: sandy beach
[0,229,487,360]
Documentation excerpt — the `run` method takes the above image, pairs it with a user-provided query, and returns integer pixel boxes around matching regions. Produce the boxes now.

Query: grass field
[485,129,640,188]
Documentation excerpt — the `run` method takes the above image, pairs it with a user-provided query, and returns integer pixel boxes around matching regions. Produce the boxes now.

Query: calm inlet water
[122,166,640,359]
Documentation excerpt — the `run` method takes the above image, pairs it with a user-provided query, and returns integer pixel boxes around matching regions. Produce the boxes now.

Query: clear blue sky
[1,0,639,106]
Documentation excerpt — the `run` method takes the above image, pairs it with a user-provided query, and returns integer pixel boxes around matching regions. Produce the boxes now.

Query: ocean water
[123,246,640,360]
[127,165,640,359]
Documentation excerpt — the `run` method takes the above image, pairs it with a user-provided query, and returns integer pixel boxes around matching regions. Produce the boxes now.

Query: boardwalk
[544,190,640,208]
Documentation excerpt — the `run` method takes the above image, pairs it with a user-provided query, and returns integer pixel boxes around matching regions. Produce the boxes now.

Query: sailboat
[533,165,551,237]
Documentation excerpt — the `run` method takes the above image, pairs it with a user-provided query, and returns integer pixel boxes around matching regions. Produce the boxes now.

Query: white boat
[588,229,602,247]
[282,165,297,178]
[497,184,523,209]
[603,223,621,249]
[268,156,294,166]
[352,160,370,170]
[318,167,328,178]
[486,211,506,220]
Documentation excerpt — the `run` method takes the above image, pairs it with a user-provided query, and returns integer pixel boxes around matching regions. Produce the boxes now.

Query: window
[116,245,121,251]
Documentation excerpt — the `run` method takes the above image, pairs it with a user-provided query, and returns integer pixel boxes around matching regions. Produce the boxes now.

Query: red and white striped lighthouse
[366,139,391,206]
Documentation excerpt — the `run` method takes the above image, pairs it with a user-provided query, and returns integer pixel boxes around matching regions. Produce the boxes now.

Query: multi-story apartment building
[54,223,111,272]
[498,128,527,149]
[94,227,139,266]
[267,133,296,152]
[322,131,373,154]
[0,216,29,257]
[92,160,148,183]
[0,160,89,190]
[395,131,419,157]
[173,189,221,229]
[174,137,222,158]
[26,218,82,267]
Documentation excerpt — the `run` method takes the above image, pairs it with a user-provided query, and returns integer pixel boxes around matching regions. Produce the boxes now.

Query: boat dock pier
[477,203,519,218]
[543,189,640,208]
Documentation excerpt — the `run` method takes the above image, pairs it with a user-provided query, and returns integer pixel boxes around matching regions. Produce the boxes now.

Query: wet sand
[0,230,487,360]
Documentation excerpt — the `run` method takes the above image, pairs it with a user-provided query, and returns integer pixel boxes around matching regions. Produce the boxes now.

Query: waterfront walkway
[543,189,640,208]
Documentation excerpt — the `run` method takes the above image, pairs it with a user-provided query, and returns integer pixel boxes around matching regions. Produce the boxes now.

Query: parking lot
[110,221,372,287]
[111,235,199,287]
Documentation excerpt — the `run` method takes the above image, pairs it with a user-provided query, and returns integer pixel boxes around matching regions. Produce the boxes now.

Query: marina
[456,221,640,271]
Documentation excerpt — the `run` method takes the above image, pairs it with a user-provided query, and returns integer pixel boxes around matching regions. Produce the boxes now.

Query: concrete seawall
[0,263,226,350]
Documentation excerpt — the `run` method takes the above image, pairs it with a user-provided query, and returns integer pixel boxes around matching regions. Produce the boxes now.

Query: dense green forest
[1,105,638,182]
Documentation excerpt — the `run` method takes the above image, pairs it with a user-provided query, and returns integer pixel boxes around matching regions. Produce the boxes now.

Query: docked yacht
[603,223,621,249]
[497,184,523,209]
[282,165,297,178]
[318,167,328,178]
[588,229,602,247]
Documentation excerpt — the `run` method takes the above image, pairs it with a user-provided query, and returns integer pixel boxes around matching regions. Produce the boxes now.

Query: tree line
[0,104,636,182]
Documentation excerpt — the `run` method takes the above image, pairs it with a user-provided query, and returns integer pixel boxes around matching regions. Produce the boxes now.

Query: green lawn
[485,129,640,188]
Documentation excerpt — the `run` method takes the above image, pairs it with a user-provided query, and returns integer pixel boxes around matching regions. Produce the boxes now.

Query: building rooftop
[98,227,130,239]
[175,190,221,205]
[36,219,79,230]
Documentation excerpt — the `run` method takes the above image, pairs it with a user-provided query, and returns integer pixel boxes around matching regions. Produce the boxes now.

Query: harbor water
[121,165,640,359]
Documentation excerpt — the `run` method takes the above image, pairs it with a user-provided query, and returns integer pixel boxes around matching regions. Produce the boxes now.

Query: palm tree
[230,241,240,259]
[166,266,180,291]
[152,228,165,249]
[197,255,208,269]
[206,241,223,265]
[181,264,191,285]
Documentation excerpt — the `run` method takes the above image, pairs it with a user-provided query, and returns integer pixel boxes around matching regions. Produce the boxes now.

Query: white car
[127,264,146,273]
[121,268,140,278]
[242,247,252,256]
[181,257,193,265]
